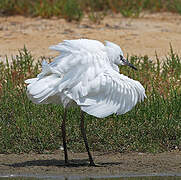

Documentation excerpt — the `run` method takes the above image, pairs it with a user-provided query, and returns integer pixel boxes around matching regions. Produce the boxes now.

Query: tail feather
[25,60,72,106]
[26,74,61,104]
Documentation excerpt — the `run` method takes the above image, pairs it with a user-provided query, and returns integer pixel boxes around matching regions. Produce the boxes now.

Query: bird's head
[105,41,137,70]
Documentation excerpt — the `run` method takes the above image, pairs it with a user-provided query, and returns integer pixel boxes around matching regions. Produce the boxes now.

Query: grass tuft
[0,46,181,153]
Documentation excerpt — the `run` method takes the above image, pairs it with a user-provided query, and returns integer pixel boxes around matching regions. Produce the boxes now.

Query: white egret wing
[25,39,109,106]
[48,39,108,90]
[71,69,146,118]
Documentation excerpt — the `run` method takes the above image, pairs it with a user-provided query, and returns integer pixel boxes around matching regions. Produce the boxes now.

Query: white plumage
[25,39,146,118]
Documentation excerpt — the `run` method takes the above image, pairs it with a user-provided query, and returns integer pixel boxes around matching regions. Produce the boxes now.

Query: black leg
[61,108,68,164]
[80,111,96,166]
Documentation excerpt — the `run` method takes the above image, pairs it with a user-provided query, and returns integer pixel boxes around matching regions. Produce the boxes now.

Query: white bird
[25,39,146,166]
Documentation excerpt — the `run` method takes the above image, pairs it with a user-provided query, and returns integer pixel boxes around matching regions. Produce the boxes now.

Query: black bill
[121,57,137,70]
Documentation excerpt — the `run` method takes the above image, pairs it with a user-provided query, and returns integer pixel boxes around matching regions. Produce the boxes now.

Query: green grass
[0,0,181,21]
[0,46,181,154]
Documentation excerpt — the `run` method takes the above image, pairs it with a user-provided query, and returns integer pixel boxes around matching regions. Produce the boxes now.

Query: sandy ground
[0,13,181,178]
[0,150,181,178]
[0,12,181,62]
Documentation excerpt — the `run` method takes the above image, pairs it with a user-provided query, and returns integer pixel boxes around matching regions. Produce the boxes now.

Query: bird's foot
[89,161,100,167]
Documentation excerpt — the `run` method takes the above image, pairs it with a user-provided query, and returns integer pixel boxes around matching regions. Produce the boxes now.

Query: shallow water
[0,174,181,180]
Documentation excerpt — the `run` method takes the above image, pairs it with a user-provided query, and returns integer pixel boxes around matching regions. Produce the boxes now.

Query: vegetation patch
[0,46,180,154]
[0,0,181,21]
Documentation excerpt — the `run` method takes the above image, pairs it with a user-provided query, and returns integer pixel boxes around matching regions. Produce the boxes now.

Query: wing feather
[72,69,146,118]
[25,39,110,107]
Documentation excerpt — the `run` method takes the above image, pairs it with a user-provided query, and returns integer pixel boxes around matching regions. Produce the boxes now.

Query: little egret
[25,39,146,166]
